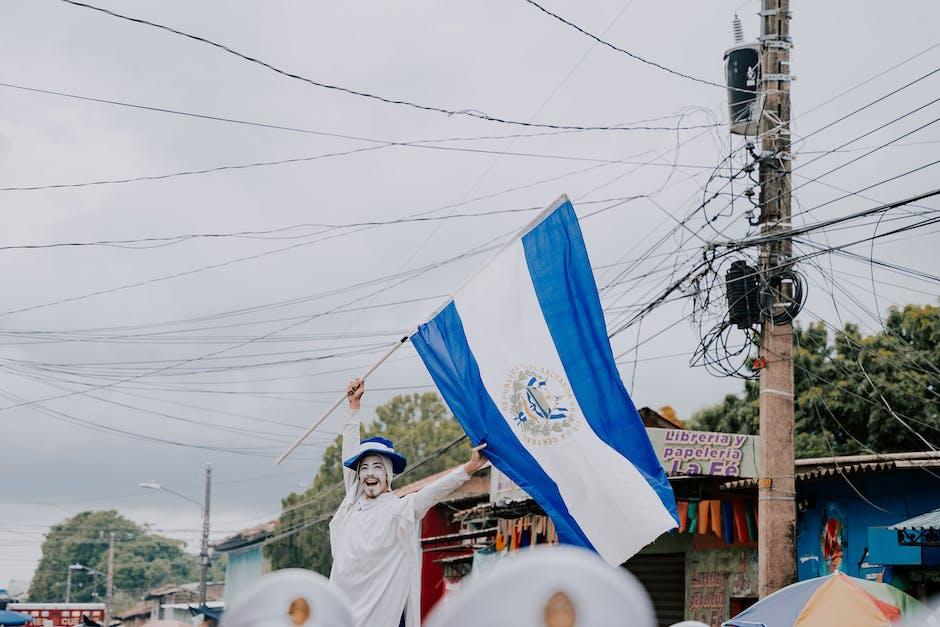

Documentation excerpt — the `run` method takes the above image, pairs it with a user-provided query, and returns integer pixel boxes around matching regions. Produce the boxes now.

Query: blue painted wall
[224,546,269,604]
[796,469,940,581]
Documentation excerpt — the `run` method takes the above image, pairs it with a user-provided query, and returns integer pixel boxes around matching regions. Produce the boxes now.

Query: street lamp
[66,564,81,603]
[138,463,212,605]
[139,482,203,507]
[66,564,105,603]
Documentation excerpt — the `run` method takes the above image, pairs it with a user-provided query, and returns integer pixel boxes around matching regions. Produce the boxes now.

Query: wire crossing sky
[1,0,938,585]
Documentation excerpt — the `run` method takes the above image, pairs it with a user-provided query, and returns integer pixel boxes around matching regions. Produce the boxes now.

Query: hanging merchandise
[699,499,712,534]
[493,515,559,553]
[746,502,758,540]
[721,501,736,544]
[732,500,750,543]
[687,501,700,534]
[710,501,723,537]
[677,501,689,533]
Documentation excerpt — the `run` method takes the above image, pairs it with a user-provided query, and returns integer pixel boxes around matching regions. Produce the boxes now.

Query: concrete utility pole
[199,463,212,605]
[757,0,795,598]
[104,532,115,627]
[65,564,75,603]
[139,468,212,605]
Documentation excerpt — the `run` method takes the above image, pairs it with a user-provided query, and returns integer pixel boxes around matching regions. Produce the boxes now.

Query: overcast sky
[2,0,938,586]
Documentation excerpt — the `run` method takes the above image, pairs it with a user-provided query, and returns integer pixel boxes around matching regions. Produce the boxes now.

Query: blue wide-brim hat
[343,436,408,474]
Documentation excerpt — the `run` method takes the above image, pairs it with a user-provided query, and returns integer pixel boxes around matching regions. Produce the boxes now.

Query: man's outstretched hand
[347,378,364,410]
[464,443,489,475]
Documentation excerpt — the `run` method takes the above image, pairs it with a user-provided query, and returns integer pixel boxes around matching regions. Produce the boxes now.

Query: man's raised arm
[341,378,365,493]
[406,444,488,520]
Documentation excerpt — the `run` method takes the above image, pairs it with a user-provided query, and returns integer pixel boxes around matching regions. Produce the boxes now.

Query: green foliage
[690,304,940,458]
[27,510,215,606]
[266,393,470,575]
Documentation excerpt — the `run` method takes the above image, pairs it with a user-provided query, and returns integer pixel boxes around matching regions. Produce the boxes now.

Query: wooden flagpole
[275,193,572,465]
[275,334,410,465]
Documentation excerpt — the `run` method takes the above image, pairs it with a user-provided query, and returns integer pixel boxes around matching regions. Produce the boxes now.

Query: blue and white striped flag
[411,195,678,565]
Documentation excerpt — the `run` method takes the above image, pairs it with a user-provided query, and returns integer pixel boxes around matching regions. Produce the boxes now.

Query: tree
[266,393,470,575]
[28,510,222,607]
[690,304,940,458]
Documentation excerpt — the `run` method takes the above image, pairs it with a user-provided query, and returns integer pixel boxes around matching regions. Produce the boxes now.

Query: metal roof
[890,508,940,531]
[212,520,276,552]
[721,451,940,491]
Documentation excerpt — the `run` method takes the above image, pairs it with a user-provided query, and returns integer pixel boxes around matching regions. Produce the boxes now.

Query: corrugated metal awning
[890,508,940,531]
[721,451,940,491]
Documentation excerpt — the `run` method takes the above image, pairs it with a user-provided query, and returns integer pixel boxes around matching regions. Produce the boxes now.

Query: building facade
[212,521,275,605]
[411,418,761,627]
[791,453,940,598]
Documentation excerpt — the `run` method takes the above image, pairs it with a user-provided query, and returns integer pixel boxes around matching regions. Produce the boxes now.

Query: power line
[792,216,940,283]
[792,67,940,149]
[788,158,940,227]
[711,95,940,224]
[0,194,637,327]
[0,238,494,412]
[0,208,549,251]
[0,197,648,455]
[798,138,940,155]
[0,383,314,460]
[717,187,940,249]
[55,0,719,133]
[0,80,713,139]
[794,271,940,389]
[0,144,385,192]
[0,146,718,192]
[795,41,940,122]
[811,243,940,285]
[522,0,733,92]
[1,186,617,425]
[607,191,940,344]
[700,65,940,223]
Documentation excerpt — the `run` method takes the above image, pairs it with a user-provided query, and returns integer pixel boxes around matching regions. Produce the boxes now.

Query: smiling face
[357,454,389,499]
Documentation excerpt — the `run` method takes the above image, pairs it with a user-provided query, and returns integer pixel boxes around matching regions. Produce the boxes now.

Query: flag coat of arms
[412,195,679,565]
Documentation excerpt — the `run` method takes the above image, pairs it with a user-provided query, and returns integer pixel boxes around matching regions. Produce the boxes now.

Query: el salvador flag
[411,195,678,565]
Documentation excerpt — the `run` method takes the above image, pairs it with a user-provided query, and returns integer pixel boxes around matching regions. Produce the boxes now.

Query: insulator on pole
[733,15,745,43]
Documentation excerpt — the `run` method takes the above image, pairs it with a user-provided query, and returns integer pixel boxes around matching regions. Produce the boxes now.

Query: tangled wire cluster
[689,249,806,379]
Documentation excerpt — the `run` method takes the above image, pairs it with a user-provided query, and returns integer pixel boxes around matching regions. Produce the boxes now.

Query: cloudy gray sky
[2,0,938,586]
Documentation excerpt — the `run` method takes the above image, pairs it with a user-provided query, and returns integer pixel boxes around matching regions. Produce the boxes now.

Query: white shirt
[329,410,470,627]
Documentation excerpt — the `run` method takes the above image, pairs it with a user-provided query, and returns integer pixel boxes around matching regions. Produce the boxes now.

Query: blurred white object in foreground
[425,545,655,627]
[220,568,353,627]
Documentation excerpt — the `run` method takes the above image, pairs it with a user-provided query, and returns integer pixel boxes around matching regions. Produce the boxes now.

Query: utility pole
[757,0,795,598]
[199,463,212,606]
[104,532,115,627]
[65,565,73,603]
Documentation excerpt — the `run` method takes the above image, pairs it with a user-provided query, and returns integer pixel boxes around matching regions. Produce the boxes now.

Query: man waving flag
[412,195,678,565]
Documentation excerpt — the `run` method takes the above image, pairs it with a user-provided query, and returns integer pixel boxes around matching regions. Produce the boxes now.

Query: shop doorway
[624,552,686,627]
[729,596,757,617]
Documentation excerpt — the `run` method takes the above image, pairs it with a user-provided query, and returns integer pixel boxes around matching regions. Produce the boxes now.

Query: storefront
[415,430,940,625]
[791,452,940,600]
[431,423,761,627]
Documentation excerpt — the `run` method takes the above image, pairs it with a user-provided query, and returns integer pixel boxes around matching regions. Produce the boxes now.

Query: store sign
[648,428,759,479]
[686,548,758,626]
[491,428,759,502]
[490,465,529,503]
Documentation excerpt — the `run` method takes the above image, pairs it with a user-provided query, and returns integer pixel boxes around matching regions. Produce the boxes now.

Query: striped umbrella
[724,572,923,627]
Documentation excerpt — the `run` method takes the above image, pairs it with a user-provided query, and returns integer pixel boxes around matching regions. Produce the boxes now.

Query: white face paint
[357,454,389,499]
